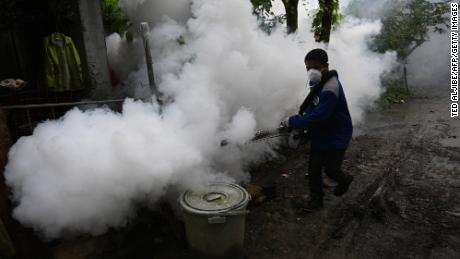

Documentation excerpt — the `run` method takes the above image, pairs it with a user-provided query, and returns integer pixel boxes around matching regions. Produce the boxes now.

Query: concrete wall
[77,0,112,98]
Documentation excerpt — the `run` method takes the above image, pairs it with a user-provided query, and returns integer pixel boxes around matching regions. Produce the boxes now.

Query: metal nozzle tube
[140,22,159,97]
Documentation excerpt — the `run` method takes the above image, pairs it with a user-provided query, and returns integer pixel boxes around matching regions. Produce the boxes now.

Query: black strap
[298,70,338,115]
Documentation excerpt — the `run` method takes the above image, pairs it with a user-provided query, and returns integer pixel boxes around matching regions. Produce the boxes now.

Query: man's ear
[320,66,328,74]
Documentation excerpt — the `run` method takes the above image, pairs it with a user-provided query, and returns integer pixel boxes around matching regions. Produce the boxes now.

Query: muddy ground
[245,90,460,259]
[3,81,460,259]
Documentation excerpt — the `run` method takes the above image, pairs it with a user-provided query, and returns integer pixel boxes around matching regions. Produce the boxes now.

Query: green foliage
[250,0,285,33]
[101,0,130,34]
[377,80,414,109]
[251,0,273,15]
[371,0,449,61]
[312,0,342,42]
[176,35,186,45]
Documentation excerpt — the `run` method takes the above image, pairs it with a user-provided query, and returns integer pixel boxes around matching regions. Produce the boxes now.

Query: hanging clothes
[43,32,83,92]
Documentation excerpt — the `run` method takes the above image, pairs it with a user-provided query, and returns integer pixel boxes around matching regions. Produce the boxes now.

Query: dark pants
[308,148,349,198]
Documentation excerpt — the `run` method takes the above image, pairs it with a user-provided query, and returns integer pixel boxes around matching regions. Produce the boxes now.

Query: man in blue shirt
[288,49,354,211]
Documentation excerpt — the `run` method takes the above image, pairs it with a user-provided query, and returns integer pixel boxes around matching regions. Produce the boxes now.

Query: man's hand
[287,115,303,129]
[279,117,292,133]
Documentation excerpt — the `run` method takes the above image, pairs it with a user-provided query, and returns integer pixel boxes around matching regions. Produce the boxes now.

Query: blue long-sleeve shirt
[289,76,353,150]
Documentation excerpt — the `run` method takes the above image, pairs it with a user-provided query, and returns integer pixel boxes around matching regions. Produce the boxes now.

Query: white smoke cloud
[328,19,396,122]
[5,0,396,238]
[120,0,192,25]
[343,0,450,91]
[223,108,257,145]
[5,100,220,237]
[407,29,450,89]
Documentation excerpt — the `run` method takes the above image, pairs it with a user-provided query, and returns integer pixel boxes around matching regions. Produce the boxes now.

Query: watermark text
[452,3,458,117]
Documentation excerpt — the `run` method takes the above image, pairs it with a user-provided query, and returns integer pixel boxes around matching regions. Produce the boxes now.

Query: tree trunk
[317,0,334,43]
[282,0,299,34]
[403,61,409,91]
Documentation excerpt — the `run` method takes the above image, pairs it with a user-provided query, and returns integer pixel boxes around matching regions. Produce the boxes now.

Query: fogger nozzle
[219,124,292,147]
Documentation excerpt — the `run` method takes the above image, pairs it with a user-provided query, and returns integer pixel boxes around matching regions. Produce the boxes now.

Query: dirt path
[245,82,460,259]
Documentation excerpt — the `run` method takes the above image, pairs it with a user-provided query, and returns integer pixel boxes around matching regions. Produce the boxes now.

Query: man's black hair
[304,48,328,65]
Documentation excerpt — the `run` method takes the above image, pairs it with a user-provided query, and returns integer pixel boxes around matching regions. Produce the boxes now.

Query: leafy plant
[101,0,130,34]
[251,0,274,15]
[373,0,449,59]
[371,0,449,90]
[176,35,186,45]
[250,0,286,34]
[376,81,414,109]
[250,0,342,39]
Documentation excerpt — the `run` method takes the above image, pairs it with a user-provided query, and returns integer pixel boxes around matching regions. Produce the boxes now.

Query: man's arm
[288,77,340,129]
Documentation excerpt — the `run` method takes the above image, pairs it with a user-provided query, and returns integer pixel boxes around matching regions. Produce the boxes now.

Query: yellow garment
[43,32,83,92]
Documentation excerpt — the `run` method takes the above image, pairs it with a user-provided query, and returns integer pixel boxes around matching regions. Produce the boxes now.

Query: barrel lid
[180,183,250,215]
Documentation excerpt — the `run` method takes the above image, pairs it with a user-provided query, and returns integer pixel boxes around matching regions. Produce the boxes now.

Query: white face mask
[307,69,322,87]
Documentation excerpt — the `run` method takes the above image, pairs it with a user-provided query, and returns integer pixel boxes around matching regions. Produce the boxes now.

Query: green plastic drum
[179,183,250,259]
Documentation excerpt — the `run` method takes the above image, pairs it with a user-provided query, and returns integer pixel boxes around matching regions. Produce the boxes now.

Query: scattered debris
[0,78,26,90]
[245,184,276,205]
[445,211,460,217]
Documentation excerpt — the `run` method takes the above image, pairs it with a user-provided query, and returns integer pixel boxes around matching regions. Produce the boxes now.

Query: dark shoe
[334,175,354,196]
[303,197,323,211]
